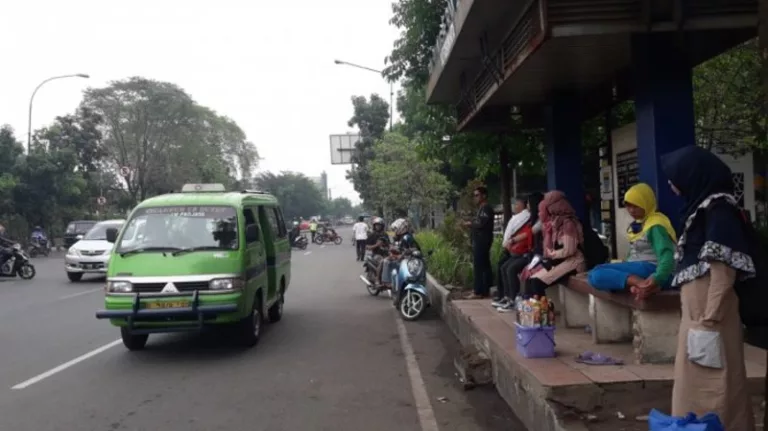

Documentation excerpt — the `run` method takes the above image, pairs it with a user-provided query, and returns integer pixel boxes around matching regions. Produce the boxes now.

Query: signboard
[97,196,107,206]
[599,165,613,201]
[615,149,639,207]
[120,166,131,177]
[329,134,361,165]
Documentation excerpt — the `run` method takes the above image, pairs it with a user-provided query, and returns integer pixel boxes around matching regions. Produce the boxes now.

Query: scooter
[292,234,308,250]
[360,250,384,296]
[28,238,50,258]
[314,231,343,245]
[0,243,36,279]
[390,249,430,321]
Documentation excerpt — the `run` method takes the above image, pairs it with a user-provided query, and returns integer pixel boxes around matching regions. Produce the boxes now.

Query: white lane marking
[11,339,122,390]
[58,288,102,300]
[303,251,312,256]
[395,314,440,431]
[320,245,326,249]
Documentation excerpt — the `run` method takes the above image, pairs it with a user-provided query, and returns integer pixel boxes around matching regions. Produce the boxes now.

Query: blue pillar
[545,94,586,220]
[632,34,695,227]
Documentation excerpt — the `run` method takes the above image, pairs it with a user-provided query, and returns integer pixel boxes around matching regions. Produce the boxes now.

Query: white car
[65,219,126,282]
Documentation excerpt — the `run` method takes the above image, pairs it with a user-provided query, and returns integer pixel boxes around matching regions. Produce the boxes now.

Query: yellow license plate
[146,301,190,309]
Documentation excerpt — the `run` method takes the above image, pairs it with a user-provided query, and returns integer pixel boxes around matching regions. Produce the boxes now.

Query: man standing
[352,216,369,261]
[309,219,318,243]
[464,186,495,299]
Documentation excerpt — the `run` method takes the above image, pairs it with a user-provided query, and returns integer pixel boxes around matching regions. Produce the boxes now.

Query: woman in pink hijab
[527,191,586,296]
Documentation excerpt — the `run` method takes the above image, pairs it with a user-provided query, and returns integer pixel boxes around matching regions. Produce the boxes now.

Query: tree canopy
[254,172,326,221]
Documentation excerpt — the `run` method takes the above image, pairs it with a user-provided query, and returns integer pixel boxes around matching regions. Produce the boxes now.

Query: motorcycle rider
[30,226,47,247]
[289,221,301,245]
[365,217,391,287]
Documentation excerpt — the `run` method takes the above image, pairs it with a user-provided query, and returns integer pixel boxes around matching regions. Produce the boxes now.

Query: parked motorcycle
[0,243,36,279]
[314,231,343,245]
[359,250,383,296]
[28,238,50,258]
[292,235,308,250]
[390,249,430,321]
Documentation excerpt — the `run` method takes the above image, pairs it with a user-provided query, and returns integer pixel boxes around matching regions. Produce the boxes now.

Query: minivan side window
[264,207,283,239]
[273,208,288,238]
[243,208,259,245]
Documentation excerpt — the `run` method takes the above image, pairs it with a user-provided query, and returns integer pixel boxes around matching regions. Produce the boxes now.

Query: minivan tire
[236,294,262,347]
[67,272,83,282]
[120,327,149,351]
[268,288,284,322]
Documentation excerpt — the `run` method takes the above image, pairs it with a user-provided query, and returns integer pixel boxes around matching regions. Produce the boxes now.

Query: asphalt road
[0,227,523,431]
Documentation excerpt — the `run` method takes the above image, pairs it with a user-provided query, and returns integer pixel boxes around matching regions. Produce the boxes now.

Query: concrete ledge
[425,272,766,431]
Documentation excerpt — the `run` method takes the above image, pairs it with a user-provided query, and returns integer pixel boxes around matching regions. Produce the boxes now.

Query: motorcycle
[0,243,36,279]
[28,238,50,258]
[314,231,343,245]
[359,250,384,296]
[292,234,308,250]
[390,249,430,321]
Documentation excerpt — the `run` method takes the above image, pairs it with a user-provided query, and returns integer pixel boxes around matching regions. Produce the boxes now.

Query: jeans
[473,240,493,296]
[587,261,657,291]
[500,255,529,299]
[495,250,511,299]
[355,240,366,261]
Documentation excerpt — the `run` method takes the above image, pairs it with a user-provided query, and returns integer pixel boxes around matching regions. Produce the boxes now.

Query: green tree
[255,172,326,221]
[80,77,259,205]
[346,94,390,206]
[368,132,451,225]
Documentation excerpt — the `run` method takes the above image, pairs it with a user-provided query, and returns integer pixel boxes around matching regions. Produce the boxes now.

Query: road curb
[425,273,589,431]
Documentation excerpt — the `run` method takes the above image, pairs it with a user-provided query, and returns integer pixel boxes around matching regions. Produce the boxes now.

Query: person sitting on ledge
[525,191,585,296]
[587,183,676,300]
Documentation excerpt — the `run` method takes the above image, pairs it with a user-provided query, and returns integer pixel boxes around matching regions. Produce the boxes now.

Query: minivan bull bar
[95,290,238,335]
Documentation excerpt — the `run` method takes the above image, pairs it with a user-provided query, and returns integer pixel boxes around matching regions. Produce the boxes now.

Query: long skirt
[671,262,754,431]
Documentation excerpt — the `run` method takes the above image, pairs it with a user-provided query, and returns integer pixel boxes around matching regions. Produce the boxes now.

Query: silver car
[65,220,125,282]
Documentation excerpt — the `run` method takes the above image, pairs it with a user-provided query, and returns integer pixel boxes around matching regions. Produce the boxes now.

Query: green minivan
[95,184,292,351]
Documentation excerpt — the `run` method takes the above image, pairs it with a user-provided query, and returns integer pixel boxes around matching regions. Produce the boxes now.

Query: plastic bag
[648,409,724,431]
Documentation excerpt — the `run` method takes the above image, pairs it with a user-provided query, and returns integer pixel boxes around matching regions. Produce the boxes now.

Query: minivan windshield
[84,222,124,240]
[67,221,96,234]
[115,206,239,253]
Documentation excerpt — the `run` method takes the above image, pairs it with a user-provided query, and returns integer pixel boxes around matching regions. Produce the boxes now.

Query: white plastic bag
[686,328,723,369]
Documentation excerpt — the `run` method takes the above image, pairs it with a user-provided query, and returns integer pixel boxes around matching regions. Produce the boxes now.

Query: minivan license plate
[146,301,189,309]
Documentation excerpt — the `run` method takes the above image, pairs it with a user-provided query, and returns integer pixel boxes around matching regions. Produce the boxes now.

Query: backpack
[579,220,609,270]
[731,209,768,328]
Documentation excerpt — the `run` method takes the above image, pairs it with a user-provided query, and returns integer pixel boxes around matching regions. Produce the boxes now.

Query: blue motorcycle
[389,249,430,321]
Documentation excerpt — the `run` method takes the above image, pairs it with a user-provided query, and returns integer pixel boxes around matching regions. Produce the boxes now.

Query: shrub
[416,230,503,289]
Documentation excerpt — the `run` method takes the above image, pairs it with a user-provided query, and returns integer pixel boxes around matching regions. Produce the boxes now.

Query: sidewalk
[426,274,766,431]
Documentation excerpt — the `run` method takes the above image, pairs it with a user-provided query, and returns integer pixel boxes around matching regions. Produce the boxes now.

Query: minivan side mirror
[105,228,118,243]
[245,224,260,243]
[76,234,84,241]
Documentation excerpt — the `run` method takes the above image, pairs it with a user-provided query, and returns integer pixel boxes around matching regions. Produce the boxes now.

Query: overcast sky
[1,0,401,204]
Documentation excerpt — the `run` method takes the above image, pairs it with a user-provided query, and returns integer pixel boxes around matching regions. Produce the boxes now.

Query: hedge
[415,230,503,290]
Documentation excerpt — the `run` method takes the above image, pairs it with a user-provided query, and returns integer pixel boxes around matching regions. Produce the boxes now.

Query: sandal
[575,351,624,366]
[463,293,486,300]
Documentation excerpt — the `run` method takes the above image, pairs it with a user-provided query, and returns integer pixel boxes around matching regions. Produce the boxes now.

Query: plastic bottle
[539,297,549,326]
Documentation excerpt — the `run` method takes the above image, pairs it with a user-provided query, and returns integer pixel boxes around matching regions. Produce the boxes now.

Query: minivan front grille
[132,281,210,293]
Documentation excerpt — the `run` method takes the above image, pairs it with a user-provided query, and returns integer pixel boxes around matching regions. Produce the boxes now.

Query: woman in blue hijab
[661,145,755,431]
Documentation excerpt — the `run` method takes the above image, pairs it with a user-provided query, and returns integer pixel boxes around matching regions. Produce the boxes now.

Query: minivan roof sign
[181,184,226,193]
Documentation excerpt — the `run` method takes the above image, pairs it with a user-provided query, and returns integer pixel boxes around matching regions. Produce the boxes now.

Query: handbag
[648,409,724,431]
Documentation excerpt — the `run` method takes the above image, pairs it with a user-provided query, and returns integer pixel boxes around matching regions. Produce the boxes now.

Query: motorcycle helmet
[372,217,385,232]
[390,218,411,238]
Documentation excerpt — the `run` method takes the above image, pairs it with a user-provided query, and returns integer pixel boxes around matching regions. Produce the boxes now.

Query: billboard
[329,134,361,165]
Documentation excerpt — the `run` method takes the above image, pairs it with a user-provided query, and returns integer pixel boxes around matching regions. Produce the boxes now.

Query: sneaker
[491,298,509,308]
[497,301,515,312]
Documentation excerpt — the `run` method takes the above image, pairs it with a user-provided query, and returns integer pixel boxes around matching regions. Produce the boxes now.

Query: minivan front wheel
[120,327,149,351]
[236,294,262,347]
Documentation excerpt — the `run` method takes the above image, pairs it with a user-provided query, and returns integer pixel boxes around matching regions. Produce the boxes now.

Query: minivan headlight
[209,278,244,291]
[107,281,133,293]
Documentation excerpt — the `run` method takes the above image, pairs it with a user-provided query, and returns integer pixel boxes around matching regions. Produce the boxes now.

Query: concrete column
[631,34,695,228]
[545,94,586,220]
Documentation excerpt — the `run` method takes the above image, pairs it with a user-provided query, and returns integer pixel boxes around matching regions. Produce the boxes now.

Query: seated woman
[526,191,585,297]
[494,193,543,310]
[587,183,676,299]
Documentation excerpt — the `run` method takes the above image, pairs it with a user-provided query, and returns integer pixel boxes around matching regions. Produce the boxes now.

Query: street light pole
[27,73,90,153]
[333,60,393,132]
